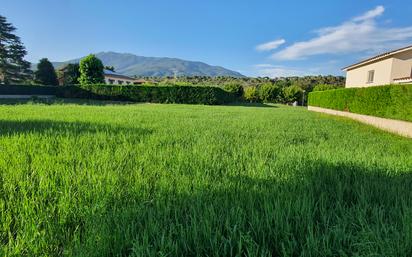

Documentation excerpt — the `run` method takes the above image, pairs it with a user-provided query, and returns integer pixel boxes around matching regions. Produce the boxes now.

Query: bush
[0,84,238,105]
[308,84,412,122]
[282,85,303,104]
[244,86,260,103]
[259,83,280,102]
[312,84,340,92]
[223,83,244,98]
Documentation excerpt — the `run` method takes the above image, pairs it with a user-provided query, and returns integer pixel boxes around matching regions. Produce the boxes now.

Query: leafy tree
[223,82,243,97]
[79,54,104,85]
[259,83,280,102]
[104,66,115,72]
[57,63,80,85]
[244,86,260,103]
[282,85,304,104]
[0,15,31,84]
[34,58,58,85]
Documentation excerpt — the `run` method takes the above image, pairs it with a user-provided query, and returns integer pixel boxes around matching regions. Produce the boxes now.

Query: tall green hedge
[0,84,237,105]
[308,84,412,122]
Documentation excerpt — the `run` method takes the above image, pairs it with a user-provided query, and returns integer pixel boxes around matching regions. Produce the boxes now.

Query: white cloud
[256,39,286,51]
[253,64,316,77]
[271,6,412,60]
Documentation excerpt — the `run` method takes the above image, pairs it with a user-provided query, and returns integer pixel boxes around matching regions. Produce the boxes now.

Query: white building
[104,70,146,85]
[343,45,412,88]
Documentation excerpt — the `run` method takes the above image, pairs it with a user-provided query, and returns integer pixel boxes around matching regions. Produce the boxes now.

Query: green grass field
[1,101,411,256]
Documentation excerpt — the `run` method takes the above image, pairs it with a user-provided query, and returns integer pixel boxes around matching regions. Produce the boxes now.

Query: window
[108,79,115,85]
[118,80,124,85]
[126,81,130,85]
[367,70,375,83]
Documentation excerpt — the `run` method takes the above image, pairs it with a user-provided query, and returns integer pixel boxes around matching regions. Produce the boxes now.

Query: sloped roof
[103,69,135,80]
[342,45,412,71]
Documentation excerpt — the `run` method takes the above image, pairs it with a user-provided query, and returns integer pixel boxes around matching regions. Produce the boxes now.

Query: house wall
[104,76,136,85]
[345,58,394,88]
[391,51,412,80]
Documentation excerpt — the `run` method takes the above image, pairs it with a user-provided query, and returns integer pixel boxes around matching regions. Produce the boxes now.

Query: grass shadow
[64,160,412,256]
[0,119,152,137]
[0,98,138,106]
[225,102,278,108]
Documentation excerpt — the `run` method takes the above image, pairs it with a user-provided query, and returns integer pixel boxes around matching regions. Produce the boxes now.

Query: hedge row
[308,84,412,122]
[0,84,237,105]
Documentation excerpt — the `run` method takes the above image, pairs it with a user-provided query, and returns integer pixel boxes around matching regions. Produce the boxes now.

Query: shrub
[308,84,412,122]
[282,85,303,104]
[223,83,244,98]
[244,86,260,103]
[259,83,280,102]
[312,84,339,92]
[79,54,104,85]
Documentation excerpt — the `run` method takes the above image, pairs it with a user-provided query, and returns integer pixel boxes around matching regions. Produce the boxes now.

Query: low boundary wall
[308,106,412,138]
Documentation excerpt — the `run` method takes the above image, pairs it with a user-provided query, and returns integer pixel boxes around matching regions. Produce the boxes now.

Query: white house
[343,45,412,88]
[104,70,146,85]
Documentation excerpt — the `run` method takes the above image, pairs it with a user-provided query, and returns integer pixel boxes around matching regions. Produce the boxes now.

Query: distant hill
[40,52,244,77]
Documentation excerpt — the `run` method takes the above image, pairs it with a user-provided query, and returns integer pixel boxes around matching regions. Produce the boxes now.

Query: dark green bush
[0,84,237,105]
[308,84,412,122]
[0,84,58,95]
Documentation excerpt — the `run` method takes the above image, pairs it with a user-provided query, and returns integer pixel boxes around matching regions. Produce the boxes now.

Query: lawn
[1,102,411,257]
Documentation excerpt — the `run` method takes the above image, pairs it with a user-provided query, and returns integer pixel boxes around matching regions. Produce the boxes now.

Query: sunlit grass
[0,102,411,256]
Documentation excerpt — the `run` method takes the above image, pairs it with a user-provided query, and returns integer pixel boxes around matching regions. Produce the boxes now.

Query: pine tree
[0,15,31,84]
[35,58,58,85]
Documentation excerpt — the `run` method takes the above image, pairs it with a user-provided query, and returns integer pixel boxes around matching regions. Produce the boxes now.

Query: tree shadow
[60,160,412,256]
[0,119,152,137]
[225,102,278,108]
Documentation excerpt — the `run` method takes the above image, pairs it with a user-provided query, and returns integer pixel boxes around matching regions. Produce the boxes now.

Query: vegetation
[308,84,412,121]
[0,103,411,256]
[312,84,341,91]
[0,15,31,84]
[0,84,237,105]
[78,54,105,85]
[35,58,59,85]
[244,86,260,103]
[57,63,80,85]
[258,83,280,102]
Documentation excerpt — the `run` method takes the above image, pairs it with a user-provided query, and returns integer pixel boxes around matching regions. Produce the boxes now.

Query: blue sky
[3,0,412,77]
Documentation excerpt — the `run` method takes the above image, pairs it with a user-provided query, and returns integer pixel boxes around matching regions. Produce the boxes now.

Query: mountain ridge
[45,52,244,77]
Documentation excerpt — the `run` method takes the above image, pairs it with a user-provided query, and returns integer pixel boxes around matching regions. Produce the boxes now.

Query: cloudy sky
[3,0,412,77]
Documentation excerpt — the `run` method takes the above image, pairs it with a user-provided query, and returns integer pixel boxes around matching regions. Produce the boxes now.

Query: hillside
[46,52,244,77]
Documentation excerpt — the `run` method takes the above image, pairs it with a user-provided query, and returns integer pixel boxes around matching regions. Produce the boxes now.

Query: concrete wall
[345,58,394,88]
[308,106,412,138]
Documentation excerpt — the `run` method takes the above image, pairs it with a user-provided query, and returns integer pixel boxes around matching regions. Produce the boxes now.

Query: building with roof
[343,45,412,88]
[104,70,146,85]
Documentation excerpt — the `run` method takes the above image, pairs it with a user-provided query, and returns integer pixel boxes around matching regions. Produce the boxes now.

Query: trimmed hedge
[0,84,237,105]
[308,84,412,122]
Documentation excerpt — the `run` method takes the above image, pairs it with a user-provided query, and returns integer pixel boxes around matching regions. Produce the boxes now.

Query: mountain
[45,52,244,77]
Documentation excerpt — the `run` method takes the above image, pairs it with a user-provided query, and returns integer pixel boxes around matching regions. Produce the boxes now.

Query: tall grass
[0,102,411,256]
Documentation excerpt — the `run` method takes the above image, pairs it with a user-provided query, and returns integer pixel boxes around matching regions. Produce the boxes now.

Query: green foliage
[244,86,260,103]
[308,84,412,121]
[79,54,104,85]
[223,82,244,97]
[34,58,58,85]
[0,15,32,84]
[282,85,304,104]
[57,63,80,85]
[312,84,339,91]
[1,104,411,256]
[104,65,115,72]
[259,83,280,102]
[0,84,237,105]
